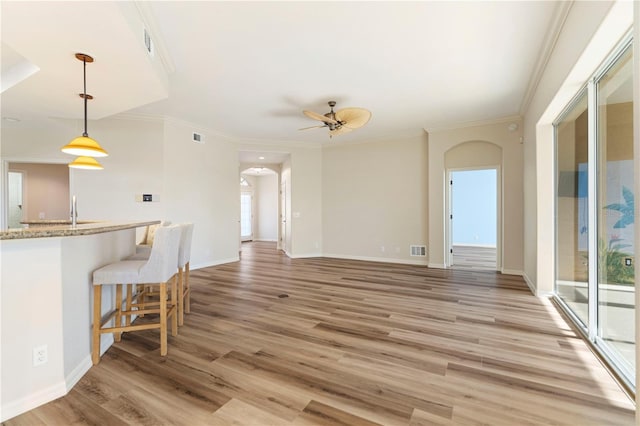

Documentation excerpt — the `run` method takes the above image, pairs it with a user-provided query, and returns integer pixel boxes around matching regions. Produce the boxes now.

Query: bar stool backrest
[139,225,182,283]
[178,223,194,268]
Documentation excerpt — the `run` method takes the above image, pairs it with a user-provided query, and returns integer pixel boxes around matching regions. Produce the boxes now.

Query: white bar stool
[92,224,182,365]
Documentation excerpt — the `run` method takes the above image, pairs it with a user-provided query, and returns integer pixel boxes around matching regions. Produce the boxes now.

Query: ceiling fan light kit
[301,101,371,138]
[61,53,108,168]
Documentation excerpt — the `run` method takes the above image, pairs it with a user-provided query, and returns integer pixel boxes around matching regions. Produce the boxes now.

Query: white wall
[1,238,64,421]
[289,147,322,257]
[322,134,428,264]
[428,120,523,272]
[255,174,278,241]
[72,117,165,222]
[162,119,240,267]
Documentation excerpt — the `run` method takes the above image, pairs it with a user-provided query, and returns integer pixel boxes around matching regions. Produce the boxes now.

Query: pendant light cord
[82,57,88,137]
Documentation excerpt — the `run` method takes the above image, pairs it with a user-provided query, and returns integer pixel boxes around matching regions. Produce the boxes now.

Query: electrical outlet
[33,345,47,366]
[625,258,632,266]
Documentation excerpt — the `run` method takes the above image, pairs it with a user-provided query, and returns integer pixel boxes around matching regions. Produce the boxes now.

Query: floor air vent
[410,245,426,257]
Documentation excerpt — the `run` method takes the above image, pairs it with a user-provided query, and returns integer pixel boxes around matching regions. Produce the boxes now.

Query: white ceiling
[1,1,563,144]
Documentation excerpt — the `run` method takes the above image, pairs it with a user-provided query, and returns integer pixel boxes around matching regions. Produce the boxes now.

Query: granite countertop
[1,220,160,240]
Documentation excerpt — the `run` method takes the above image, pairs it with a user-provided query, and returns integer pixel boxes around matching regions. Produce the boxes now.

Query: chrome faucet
[71,195,78,227]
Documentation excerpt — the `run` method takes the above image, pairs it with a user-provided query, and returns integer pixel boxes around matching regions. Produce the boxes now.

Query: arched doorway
[444,141,502,271]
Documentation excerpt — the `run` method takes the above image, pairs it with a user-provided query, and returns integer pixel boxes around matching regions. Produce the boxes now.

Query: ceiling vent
[143,28,154,57]
[410,245,426,257]
[192,132,204,144]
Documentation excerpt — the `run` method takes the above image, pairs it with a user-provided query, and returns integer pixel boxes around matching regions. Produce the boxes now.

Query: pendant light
[61,53,108,158]
[68,156,104,170]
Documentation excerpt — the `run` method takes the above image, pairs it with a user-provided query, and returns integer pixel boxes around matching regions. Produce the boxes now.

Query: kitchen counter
[1,219,160,420]
[1,220,159,240]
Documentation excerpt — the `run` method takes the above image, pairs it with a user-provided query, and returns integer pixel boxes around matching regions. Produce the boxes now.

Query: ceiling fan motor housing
[325,101,340,130]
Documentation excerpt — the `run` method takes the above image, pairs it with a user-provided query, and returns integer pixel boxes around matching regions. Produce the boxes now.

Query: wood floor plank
[4,241,634,425]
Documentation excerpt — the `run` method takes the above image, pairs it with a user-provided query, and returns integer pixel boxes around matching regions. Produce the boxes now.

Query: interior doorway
[448,168,498,270]
[240,190,253,241]
[7,171,25,228]
[3,161,70,229]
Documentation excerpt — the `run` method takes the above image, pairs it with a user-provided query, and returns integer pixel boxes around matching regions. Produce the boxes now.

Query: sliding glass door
[555,38,635,389]
[596,45,635,376]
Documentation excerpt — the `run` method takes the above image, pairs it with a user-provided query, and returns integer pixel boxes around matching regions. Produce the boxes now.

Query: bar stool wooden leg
[114,284,123,342]
[178,267,184,326]
[185,262,191,314]
[125,284,133,326]
[159,282,168,356]
[139,287,145,317]
[171,274,178,336]
[92,285,102,365]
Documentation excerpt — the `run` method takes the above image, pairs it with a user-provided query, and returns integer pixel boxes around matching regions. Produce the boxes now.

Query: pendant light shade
[62,135,108,157]
[61,53,108,159]
[68,156,104,170]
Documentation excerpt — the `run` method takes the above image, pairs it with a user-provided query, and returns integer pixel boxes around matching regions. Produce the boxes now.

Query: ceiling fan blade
[303,109,338,125]
[335,107,371,129]
[329,126,354,137]
[298,125,326,131]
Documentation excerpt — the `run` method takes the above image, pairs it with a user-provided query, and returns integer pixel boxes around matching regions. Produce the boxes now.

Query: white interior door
[240,191,253,241]
[8,171,24,228]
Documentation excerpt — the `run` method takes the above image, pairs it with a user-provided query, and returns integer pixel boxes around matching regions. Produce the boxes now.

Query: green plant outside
[602,186,635,285]
[598,239,634,285]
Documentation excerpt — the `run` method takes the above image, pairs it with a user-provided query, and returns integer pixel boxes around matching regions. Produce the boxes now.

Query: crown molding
[519,1,573,115]
[424,114,522,133]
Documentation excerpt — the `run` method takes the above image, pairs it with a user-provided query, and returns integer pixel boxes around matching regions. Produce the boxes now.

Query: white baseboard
[288,252,322,259]
[100,333,115,357]
[522,272,537,296]
[501,269,523,276]
[324,253,428,266]
[65,356,92,391]
[428,262,447,269]
[192,257,239,270]
[254,238,278,242]
[1,381,66,423]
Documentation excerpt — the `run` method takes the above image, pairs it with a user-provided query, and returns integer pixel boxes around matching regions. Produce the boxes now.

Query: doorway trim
[445,165,502,271]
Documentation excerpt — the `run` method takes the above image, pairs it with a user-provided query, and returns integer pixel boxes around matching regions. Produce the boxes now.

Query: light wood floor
[452,245,497,270]
[5,242,635,425]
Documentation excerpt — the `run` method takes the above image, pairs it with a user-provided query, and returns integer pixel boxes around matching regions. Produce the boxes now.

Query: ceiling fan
[300,101,371,137]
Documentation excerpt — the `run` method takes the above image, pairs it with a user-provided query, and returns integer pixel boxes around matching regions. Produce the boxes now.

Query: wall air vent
[143,28,154,57]
[192,132,204,144]
[410,245,427,257]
